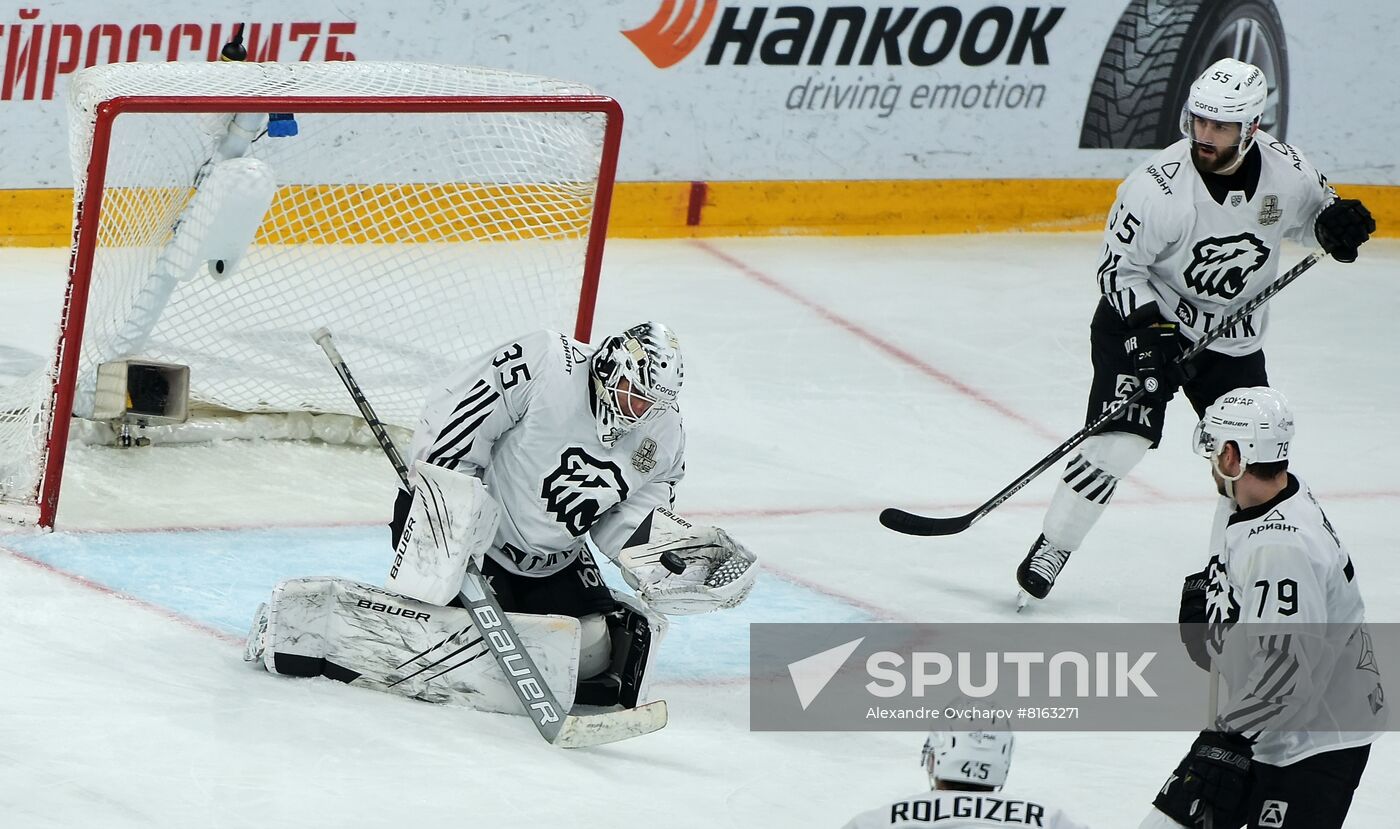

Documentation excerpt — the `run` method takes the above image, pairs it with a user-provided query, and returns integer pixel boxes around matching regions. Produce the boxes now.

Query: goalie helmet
[921,707,1014,790]
[589,322,683,447]
[1179,58,1268,154]
[1192,387,1295,470]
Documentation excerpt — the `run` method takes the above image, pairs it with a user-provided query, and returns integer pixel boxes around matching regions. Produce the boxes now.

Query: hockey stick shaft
[311,328,409,484]
[881,250,1325,537]
[311,327,571,743]
[1202,666,1221,829]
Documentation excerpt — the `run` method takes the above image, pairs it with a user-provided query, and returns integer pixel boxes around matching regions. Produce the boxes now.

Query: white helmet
[589,322,683,447]
[921,710,1014,790]
[1192,387,1295,474]
[1179,58,1268,154]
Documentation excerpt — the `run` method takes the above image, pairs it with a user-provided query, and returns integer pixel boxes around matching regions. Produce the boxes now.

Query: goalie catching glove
[614,507,758,616]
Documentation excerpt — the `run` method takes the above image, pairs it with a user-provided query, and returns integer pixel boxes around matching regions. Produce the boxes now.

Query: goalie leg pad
[251,577,579,715]
[612,590,667,709]
[1042,431,1150,550]
[386,460,500,605]
[576,590,669,709]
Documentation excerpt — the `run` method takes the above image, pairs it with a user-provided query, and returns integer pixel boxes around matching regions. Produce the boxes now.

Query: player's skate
[1015,534,1071,610]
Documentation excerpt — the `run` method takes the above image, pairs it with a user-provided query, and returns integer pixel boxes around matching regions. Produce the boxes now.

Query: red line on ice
[689,239,1176,500]
[0,542,243,644]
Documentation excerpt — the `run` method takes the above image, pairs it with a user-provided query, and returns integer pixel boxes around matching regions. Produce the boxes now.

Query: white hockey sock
[1041,432,1151,551]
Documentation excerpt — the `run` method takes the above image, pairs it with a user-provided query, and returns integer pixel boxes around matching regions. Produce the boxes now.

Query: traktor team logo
[1184,233,1269,300]
[623,0,719,68]
[541,448,629,536]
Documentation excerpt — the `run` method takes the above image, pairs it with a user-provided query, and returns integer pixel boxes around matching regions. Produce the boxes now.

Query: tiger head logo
[1184,234,1269,300]
[541,448,629,536]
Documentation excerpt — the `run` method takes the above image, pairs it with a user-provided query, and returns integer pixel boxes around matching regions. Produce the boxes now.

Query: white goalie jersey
[842,790,1091,829]
[1203,475,1387,766]
[1097,133,1334,355]
[405,329,685,578]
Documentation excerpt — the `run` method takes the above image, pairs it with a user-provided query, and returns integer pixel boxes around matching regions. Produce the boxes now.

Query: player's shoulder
[1254,131,1325,182]
[1117,140,1195,207]
[631,406,686,470]
[842,790,932,828]
[1225,476,1317,550]
[511,329,591,376]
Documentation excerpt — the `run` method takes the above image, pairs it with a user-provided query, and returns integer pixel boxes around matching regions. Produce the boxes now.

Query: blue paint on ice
[5,525,873,680]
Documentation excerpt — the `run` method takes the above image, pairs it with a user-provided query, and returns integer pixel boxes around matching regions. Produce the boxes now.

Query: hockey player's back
[842,789,1089,829]
[843,712,1091,829]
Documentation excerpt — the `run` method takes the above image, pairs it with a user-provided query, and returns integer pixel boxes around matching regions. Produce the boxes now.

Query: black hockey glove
[1178,568,1211,672]
[1152,730,1254,826]
[1123,308,1189,403]
[1315,199,1375,264]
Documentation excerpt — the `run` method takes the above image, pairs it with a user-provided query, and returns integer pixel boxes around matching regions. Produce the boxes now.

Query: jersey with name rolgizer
[405,329,685,578]
[1096,132,1334,356]
[1202,475,1387,765]
[841,790,1091,829]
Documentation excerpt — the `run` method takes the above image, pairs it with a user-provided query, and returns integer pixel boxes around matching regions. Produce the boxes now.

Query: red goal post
[0,61,623,527]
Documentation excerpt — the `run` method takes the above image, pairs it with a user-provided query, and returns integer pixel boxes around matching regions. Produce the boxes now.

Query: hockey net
[0,61,621,527]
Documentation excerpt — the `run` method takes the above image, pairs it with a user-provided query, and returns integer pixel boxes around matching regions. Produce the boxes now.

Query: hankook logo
[622,2,1064,69]
[624,0,720,68]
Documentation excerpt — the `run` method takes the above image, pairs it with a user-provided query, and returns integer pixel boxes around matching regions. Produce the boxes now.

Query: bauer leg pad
[248,577,579,715]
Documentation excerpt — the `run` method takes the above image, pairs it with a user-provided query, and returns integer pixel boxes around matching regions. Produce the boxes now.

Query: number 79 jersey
[1205,475,1387,765]
[1096,132,1334,356]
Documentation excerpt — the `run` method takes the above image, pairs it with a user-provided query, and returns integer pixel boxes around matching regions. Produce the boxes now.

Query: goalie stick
[311,327,667,748]
[880,250,1326,537]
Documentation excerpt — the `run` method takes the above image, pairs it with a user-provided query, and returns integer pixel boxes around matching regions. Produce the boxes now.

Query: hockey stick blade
[555,700,669,749]
[878,507,973,537]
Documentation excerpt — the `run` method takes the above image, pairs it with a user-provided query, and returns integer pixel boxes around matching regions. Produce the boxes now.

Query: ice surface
[2,236,1396,827]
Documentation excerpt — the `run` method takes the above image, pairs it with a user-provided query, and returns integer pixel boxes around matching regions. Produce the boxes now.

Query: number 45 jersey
[1205,475,1387,766]
[1097,132,1334,357]
[406,329,685,578]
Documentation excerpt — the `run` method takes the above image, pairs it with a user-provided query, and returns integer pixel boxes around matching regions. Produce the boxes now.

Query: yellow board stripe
[93,183,596,246]
[4,181,1399,245]
[1,189,73,246]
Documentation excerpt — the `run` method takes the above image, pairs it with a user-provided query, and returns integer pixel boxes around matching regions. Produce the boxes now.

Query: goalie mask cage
[0,61,623,528]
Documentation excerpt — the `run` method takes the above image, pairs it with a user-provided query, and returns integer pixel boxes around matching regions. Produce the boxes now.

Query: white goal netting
[0,60,619,525]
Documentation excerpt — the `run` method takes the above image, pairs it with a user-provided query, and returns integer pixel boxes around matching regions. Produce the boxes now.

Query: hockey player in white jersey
[842,713,1091,829]
[1017,58,1376,603]
[1142,388,1385,828]
[244,323,758,717]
